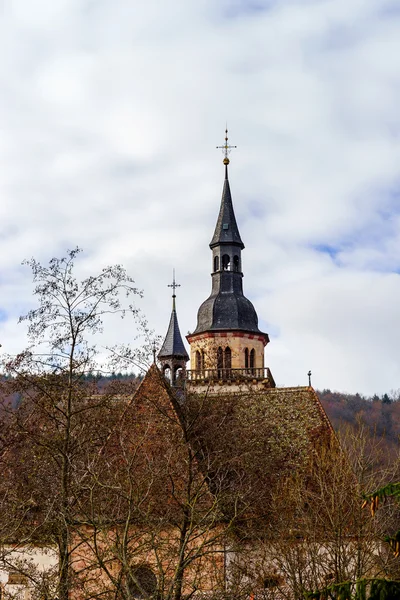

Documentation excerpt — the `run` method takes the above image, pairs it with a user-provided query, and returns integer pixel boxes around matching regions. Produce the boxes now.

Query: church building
[0,134,377,600]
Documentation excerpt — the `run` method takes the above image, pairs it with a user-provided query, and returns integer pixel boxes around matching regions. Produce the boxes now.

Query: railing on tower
[185,367,274,384]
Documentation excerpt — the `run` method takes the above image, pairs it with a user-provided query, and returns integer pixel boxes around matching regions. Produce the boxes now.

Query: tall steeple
[187,130,272,385]
[191,131,268,338]
[158,271,189,386]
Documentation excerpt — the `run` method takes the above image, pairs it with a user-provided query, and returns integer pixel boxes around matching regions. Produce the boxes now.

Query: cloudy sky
[1,0,400,395]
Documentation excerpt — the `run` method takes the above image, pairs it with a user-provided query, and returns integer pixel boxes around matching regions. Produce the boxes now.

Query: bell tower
[158,271,189,386]
[186,130,274,388]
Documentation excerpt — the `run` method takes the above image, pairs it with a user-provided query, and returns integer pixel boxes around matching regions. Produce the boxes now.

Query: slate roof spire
[158,271,189,362]
[190,129,268,340]
[211,128,244,249]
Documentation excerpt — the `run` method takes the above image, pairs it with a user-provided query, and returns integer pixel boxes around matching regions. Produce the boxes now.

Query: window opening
[7,573,28,586]
[222,254,230,270]
[217,347,223,378]
[163,365,171,382]
[233,255,240,272]
[214,255,219,272]
[263,575,280,589]
[250,349,255,373]
[175,366,183,381]
[244,348,249,370]
[128,566,157,599]
[224,347,232,371]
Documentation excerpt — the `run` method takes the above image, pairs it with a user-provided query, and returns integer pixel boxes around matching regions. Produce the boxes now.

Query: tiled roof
[209,170,244,249]
[158,308,189,360]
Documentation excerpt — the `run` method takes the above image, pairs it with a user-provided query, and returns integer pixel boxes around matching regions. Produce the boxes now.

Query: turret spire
[158,271,189,386]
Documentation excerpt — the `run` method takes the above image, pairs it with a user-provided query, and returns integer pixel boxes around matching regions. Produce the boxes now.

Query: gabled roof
[158,306,189,361]
[185,385,334,520]
[97,368,336,527]
[209,167,244,249]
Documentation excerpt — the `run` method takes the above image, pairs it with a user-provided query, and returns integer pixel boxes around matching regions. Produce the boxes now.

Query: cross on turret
[168,269,180,308]
[216,128,237,166]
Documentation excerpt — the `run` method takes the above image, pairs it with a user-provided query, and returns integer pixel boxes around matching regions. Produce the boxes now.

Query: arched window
[224,347,232,370]
[263,574,281,590]
[217,347,223,371]
[175,366,183,381]
[217,346,231,378]
[233,255,240,272]
[222,254,230,270]
[195,350,205,375]
[163,365,171,382]
[201,350,205,370]
[244,348,249,370]
[214,255,219,272]
[250,349,255,372]
[196,350,201,371]
[128,565,157,599]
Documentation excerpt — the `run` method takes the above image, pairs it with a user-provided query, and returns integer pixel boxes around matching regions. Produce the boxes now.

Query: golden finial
[216,127,237,165]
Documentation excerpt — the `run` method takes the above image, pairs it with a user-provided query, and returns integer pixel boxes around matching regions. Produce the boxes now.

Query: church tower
[186,131,274,388]
[158,272,189,386]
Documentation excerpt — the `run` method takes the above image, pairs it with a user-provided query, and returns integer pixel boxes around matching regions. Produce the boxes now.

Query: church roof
[192,287,266,336]
[124,370,335,526]
[185,385,334,520]
[209,167,244,249]
[158,305,189,361]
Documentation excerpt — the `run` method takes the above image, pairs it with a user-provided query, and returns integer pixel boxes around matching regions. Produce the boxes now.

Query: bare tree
[241,424,400,600]
[0,249,145,600]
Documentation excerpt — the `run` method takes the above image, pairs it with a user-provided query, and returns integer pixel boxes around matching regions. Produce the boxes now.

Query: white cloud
[0,0,400,394]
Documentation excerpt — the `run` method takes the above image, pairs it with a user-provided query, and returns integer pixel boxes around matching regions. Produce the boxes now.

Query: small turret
[158,271,189,386]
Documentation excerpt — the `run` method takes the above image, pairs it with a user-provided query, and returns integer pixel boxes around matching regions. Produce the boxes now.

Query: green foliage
[364,482,400,504]
[363,483,400,555]
[305,579,400,600]
[305,482,400,599]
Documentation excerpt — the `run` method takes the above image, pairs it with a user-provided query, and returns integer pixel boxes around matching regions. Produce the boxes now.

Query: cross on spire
[216,127,237,166]
[152,340,157,364]
[168,269,180,309]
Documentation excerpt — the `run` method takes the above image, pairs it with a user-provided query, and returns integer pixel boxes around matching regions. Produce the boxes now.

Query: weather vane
[168,269,180,308]
[216,127,237,165]
[308,370,312,387]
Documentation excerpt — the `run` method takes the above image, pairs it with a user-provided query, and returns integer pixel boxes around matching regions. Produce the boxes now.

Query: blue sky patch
[222,0,275,19]
[247,199,267,219]
[313,244,339,260]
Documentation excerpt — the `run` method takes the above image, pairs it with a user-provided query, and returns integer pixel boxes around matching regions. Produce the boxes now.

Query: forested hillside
[318,389,400,465]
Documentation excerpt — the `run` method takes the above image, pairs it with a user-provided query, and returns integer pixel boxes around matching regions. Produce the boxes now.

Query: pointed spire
[158,272,189,361]
[210,129,244,249]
